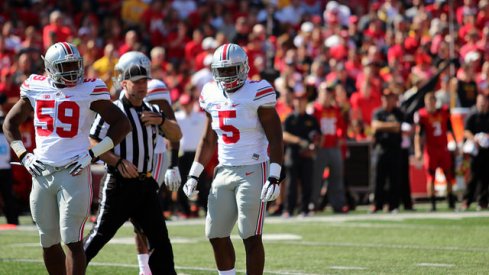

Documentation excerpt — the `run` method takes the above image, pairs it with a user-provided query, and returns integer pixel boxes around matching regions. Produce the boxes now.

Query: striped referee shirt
[90,96,161,174]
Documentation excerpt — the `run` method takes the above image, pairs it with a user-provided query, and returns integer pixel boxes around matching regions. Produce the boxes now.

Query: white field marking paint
[231,233,302,241]
[416,263,455,268]
[0,258,321,275]
[265,211,489,224]
[108,237,198,244]
[283,241,489,253]
[330,266,367,270]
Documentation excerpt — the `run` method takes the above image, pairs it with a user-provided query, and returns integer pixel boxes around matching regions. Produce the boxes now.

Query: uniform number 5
[36,100,80,138]
[218,110,240,144]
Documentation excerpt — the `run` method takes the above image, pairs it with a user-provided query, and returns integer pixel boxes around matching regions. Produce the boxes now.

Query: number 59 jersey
[20,74,111,167]
[199,80,276,166]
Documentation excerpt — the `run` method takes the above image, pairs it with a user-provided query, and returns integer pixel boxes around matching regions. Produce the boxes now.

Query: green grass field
[1,207,489,274]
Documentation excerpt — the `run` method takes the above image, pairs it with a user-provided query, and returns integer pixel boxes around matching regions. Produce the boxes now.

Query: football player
[2,42,131,275]
[183,43,284,275]
[414,91,457,211]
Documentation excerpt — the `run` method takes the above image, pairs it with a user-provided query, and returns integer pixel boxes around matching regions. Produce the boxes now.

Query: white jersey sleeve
[144,79,172,104]
[89,79,111,102]
[252,80,276,108]
[199,82,212,112]
[22,75,111,166]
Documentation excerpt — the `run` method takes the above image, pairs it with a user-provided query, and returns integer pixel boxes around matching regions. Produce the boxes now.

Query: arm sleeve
[89,79,111,102]
[19,75,35,106]
[199,84,209,111]
[145,79,172,104]
[253,80,277,108]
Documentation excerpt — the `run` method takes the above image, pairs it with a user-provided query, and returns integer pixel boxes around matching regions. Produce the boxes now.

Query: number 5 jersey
[20,74,110,166]
[199,80,276,166]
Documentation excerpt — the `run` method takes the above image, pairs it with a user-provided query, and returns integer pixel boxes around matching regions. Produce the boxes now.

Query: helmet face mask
[42,42,84,86]
[211,43,249,92]
[113,51,151,90]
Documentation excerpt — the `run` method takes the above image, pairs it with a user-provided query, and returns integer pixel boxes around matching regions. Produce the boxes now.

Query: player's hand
[66,150,93,176]
[117,159,139,178]
[21,153,45,177]
[164,166,181,192]
[183,176,199,198]
[140,111,164,126]
[261,177,280,202]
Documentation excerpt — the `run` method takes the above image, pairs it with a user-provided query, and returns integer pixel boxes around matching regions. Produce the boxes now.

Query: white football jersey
[20,74,110,166]
[119,79,171,154]
[199,80,276,166]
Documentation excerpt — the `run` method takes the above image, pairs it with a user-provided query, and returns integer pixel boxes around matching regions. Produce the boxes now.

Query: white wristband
[189,162,204,178]
[91,136,114,157]
[11,140,27,158]
[269,163,281,179]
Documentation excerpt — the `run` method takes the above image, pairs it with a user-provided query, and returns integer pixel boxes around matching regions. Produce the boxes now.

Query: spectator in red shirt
[194,37,217,72]
[184,28,204,71]
[311,82,348,213]
[460,28,480,60]
[150,46,169,81]
[477,0,489,29]
[42,10,73,51]
[165,21,190,67]
[21,26,43,53]
[414,91,457,211]
[141,0,167,47]
[118,30,139,56]
[351,63,382,125]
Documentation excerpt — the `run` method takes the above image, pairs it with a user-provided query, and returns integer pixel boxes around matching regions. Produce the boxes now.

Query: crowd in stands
[1,0,489,220]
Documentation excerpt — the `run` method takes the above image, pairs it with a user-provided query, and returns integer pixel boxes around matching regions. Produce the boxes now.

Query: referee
[84,63,182,275]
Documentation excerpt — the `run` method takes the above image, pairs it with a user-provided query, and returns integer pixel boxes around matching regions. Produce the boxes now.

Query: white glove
[66,150,93,176]
[475,133,489,148]
[260,177,281,202]
[164,167,181,192]
[21,153,45,177]
[183,176,199,198]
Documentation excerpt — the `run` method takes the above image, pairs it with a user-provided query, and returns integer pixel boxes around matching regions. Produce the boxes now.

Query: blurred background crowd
[1,0,489,224]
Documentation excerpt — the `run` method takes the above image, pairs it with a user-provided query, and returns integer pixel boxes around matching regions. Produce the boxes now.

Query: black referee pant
[84,173,176,275]
[373,146,401,211]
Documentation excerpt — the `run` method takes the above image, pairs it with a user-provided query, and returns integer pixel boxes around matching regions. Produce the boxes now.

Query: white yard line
[330,266,367,270]
[282,241,489,253]
[265,211,489,223]
[416,263,455,267]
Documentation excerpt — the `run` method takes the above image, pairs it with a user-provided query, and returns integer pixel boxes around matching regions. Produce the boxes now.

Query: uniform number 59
[35,100,80,138]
